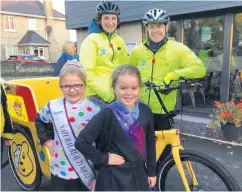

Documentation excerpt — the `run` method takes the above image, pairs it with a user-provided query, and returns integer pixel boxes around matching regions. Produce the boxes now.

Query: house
[0,0,69,62]
[65,1,242,117]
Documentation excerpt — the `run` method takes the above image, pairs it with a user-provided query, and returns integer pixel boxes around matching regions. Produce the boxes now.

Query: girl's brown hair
[111,64,141,88]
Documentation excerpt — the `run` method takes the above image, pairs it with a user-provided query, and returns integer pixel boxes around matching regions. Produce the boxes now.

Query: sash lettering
[48,98,95,189]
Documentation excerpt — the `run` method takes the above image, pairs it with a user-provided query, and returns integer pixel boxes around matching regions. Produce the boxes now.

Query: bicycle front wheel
[157,150,240,191]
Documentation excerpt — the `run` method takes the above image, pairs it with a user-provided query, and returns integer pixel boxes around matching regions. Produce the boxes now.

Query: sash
[108,102,147,161]
[48,98,95,190]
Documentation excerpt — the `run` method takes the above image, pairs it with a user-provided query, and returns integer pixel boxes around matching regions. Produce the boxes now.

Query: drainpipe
[43,0,53,62]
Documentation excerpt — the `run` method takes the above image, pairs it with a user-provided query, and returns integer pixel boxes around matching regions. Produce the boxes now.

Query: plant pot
[221,123,242,142]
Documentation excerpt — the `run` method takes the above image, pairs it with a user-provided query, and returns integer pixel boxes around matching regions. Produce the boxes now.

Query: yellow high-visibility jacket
[129,39,206,114]
[80,20,129,102]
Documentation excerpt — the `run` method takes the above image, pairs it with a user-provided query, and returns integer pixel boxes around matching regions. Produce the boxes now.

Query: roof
[0,0,65,19]
[65,1,242,29]
[18,31,50,46]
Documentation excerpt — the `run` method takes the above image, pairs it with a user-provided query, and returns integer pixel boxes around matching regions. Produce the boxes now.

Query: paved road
[1,135,241,191]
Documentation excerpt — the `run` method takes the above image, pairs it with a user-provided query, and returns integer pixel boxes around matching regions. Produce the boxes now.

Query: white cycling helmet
[143,8,170,26]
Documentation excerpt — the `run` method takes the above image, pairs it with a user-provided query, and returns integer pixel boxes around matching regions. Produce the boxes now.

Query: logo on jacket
[100,48,107,56]
[139,60,146,67]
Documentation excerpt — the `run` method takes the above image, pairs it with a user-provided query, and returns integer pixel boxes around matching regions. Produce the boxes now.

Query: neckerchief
[108,101,147,161]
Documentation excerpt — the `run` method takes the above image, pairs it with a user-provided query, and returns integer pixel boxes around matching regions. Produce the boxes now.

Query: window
[32,56,41,61]
[231,13,242,102]
[38,47,44,57]
[34,47,44,58]
[22,55,32,60]
[6,45,18,59]
[4,15,15,31]
[22,47,30,55]
[29,18,39,30]
[7,55,18,61]
[168,21,177,40]
[183,16,225,114]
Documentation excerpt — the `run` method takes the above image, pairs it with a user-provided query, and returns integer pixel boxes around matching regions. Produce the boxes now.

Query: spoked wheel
[9,126,42,191]
[157,150,240,191]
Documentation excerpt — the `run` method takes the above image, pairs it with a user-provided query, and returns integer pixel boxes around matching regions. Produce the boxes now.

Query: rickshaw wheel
[9,125,42,191]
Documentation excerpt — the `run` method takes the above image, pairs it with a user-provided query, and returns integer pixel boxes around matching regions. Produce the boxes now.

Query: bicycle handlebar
[143,78,202,118]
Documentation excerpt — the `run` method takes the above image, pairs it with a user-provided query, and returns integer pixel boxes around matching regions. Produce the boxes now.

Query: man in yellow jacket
[80,1,129,108]
[129,8,206,131]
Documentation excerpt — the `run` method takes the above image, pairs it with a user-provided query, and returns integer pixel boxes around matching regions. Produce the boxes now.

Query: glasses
[60,84,84,91]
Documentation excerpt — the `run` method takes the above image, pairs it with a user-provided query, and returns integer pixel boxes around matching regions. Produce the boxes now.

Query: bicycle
[144,79,241,191]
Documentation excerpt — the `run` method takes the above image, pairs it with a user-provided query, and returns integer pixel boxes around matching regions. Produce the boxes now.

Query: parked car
[7,55,49,64]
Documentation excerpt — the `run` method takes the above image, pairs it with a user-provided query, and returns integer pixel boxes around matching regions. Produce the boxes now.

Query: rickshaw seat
[8,77,62,110]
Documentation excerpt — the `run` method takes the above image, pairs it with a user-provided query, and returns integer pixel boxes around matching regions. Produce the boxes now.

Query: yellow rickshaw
[5,77,61,190]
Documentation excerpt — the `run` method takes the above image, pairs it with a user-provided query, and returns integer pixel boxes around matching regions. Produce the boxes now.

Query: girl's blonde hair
[59,60,86,84]
[62,41,75,52]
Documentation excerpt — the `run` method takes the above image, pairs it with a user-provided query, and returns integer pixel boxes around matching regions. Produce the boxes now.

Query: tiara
[60,60,84,74]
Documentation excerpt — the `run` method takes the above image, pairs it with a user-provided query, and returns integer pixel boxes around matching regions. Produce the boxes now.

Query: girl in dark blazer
[75,65,157,191]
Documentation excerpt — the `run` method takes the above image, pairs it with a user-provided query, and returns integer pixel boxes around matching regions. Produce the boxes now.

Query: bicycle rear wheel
[157,150,240,191]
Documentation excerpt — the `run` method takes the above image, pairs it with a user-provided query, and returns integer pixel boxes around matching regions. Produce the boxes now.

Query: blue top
[88,19,103,34]
[116,100,139,120]
[53,52,79,76]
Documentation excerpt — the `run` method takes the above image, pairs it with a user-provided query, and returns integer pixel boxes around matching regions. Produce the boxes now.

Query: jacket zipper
[107,34,115,64]
[147,53,156,106]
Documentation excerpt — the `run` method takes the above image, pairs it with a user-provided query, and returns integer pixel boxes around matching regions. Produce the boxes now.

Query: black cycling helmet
[96,0,120,15]
[143,8,170,26]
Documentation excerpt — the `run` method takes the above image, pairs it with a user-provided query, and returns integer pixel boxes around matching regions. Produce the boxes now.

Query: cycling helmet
[143,8,170,26]
[96,1,120,15]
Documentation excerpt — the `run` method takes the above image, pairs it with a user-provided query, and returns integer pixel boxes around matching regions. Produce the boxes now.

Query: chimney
[43,0,53,18]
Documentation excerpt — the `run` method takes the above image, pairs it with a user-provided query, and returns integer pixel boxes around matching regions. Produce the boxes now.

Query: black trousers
[153,113,172,162]
[50,174,88,191]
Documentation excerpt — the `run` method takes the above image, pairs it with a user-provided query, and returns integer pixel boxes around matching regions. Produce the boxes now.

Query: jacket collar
[116,100,139,120]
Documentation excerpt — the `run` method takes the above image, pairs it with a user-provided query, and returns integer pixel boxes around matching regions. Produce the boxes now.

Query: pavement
[1,135,241,191]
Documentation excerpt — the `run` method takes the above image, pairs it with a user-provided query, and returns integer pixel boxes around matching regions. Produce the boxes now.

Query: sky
[52,0,65,14]
[40,0,77,41]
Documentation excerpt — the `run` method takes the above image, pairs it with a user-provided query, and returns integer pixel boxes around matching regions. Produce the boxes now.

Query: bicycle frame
[156,129,198,191]
[145,81,199,191]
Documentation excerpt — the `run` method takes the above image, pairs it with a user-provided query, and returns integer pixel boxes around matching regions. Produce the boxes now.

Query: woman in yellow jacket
[129,8,206,131]
[80,1,129,108]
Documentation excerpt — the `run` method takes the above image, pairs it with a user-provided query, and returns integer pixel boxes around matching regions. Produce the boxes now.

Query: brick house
[0,0,69,62]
